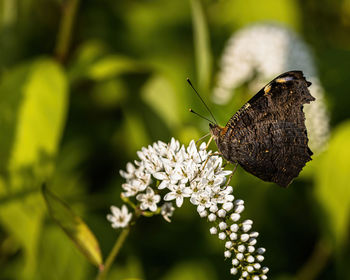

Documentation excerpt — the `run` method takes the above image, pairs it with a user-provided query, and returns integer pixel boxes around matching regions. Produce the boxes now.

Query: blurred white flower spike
[109,138,269,278]
[213,23,329,152]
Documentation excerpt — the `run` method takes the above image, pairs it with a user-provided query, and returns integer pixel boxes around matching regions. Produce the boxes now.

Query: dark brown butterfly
[208,71,315,187]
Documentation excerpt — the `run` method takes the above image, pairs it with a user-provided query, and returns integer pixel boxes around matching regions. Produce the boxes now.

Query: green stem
[295,238,331,280]
[190,0,212,94]
[96,228,130,280]
[55,0,80,63]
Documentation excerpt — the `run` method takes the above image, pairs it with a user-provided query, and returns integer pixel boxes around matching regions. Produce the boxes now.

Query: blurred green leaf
[87,55,140,81]
[0,57,68,279]
[141,74,180,128]
[211,0,300,30]
[314,120,350,248]
[42,185,103,267]
[91,79,126,109]
[68,40,109,82]
[161,261,217,280]
[107,256,144,280]
[68,41,143,82]
[0,185,44,278]
[191,0,212,94]
[120,111,150,156]
[38,225,90,280]
[0,57,68,188]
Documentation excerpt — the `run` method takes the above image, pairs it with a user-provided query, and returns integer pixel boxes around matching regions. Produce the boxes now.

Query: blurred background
[0,0,350,279]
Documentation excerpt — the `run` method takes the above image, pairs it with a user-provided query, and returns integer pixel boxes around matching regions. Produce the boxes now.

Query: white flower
[153,164,183,190]
[119,162,137,180]
[208,213,217,222]
[230,267,238,275]
[137,147,163,174]
[231,213,240,222]
[209,204,219,213]
[199,210,208,218]
[160,202,175,222]
[217,209,227,218]
[219,222,227,230]
[230,224,239,232]
[209,227,218,234]
[209,185,234,205]
[121,177,149,197]
[218,232,226,240]
[121,182,140,197]
[136,187,161,212]
[224,250,232,258]
[107,205,132,228]
[164,184,192,207]
[190,190,211,212]
[189,179,206,197]
[232,258,239,266]
[185,140,202,164]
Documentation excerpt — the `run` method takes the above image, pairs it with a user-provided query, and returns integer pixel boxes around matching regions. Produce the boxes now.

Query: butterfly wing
[218,71,315,187]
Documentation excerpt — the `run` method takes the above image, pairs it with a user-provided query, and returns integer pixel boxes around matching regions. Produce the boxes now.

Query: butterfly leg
[195,132,211,145]
[190,152,222,184]
[196,133,211,162]
[205,135,213,150]
[201,152,222,170]
[225,162,238,186]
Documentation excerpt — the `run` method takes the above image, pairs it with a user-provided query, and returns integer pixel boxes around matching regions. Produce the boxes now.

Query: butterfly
[208,71,315,187]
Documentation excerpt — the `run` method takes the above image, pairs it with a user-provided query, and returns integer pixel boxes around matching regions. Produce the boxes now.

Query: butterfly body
[210,71,315,187]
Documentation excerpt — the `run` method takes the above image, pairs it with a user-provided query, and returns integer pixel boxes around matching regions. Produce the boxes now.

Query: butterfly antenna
[187,78,218,124]
[189,109,215,125]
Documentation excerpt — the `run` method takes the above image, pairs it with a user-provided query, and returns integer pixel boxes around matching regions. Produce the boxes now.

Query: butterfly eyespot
[264,84,272,95]
[276,76,295,83]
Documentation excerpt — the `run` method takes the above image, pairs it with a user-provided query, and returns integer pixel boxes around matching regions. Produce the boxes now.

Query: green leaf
[38,225,90,280]
[68,41,142,82]
[120,111,150,156]
[107,256,144,280]
[87,55,140,81]
[0,186,44,278]
[191,0,212,94]
[68,40,109,82]
[314,120,350,248]
[161,261,217,280]
[0,57,68,187]
[42,185,103,267]
[91,79,126,109]
[211,0,300,30]
[141,74,181,127]
[0,57,68,279]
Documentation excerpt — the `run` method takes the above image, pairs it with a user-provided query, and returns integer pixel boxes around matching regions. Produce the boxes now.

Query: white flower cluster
[212,23,329,152]
[205,199,268,279]
[120,138,230,212]
[107,138,269,278]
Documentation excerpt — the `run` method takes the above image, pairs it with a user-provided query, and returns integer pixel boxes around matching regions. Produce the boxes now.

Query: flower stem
[295,238,331,280]
[96,228,130,280]
[55,0,80,63]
